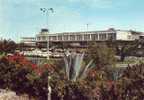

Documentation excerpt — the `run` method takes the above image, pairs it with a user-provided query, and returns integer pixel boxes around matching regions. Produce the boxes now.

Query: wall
[116,31,131,41]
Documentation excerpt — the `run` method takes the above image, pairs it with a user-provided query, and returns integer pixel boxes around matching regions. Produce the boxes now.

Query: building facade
[36,28,142,42]
[21,37,36,46]
[20,28,143,49]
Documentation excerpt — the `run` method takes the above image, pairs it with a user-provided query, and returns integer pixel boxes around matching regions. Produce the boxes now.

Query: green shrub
[0,55,49,100]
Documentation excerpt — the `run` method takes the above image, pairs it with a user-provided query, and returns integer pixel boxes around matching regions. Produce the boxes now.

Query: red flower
[31,64,37,69]
[35,68,43,76]
[5,53,54,76]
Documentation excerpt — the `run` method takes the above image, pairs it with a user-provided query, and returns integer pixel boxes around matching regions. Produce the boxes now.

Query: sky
[0,0,144,41]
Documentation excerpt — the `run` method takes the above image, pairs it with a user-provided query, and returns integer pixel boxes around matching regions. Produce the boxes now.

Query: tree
[0,39,17,54]
[87,42,116,69]
[108,40,140,62]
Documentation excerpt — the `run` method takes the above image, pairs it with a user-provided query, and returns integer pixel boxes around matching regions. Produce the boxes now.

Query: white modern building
[20,28,144,48]
[36,28,142,42]
[21,37,36,46]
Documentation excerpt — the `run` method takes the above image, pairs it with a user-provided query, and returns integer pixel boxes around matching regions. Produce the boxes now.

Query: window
[77,35,83,41]
[91,34,98,41]
[49,36,53,41]
[99,34,106,40]
[63,35,69,41]
[58,35,62,41]
[84,34,90,40]
[52,36,57,40]
[42,36,46,40]
[70,35,75,41]
[37,37,40,40]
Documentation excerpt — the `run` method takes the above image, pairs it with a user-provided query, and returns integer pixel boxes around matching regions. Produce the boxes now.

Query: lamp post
[86,24,89,49]
[48,76,52,100]
[40,8,54,100]
[40,8,54,60]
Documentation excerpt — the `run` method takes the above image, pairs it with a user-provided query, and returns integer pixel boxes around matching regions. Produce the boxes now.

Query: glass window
[107,33,116,40]
[42,36,46,40]
[70,35,75,41]
[77,35,83,41]
[99,34,106,40]
[63,35,69,41]
[58,35,62,41]
[84,34,90,40]
[91,34,98,41]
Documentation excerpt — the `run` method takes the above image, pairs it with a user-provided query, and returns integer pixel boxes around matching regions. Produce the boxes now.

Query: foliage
[0,39,17,54]
[118,64,144,99]
[40,52,96,99]
[64,52,93,81]
[0,42,144,100]
[39,53,94,100]
[108,40,140,61]
[87,42,116,69]
[0,53,56,100]
[0,52,5,59]
[89,64,144,100]
[51,79,92,100]
[50,53,144,100]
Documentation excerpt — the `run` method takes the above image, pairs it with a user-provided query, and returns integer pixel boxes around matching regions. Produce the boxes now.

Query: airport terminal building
[21,28,143,47]
[36,28,142,42]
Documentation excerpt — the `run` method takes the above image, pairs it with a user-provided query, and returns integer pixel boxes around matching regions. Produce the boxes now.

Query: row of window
[37,33,116,41]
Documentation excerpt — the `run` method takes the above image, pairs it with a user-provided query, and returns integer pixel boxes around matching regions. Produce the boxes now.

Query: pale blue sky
[0,0,144,41]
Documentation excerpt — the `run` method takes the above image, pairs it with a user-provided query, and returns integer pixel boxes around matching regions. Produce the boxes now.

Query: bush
[0,54,55,100]
[87,42,116,69]
[0,53,143,100]
[0,40,17,54]
[90,64,144,100]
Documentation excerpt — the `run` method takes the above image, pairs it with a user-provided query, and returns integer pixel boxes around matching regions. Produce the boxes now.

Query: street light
[40,8,54,60]
[40,8,54,100]
[86,24,89,49]
[48,76,52,100]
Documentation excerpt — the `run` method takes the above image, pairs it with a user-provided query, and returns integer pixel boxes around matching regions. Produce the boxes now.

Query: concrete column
[46,36,48,41]
[106,33,108,40]
[56,35,58,41]
[68,35,70,41]
[75,35,77,41]
[82,34,84,41]
[87,34,89,41]
[62,35,64,41]
[40,36,42,41]
[90,34,92,41]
